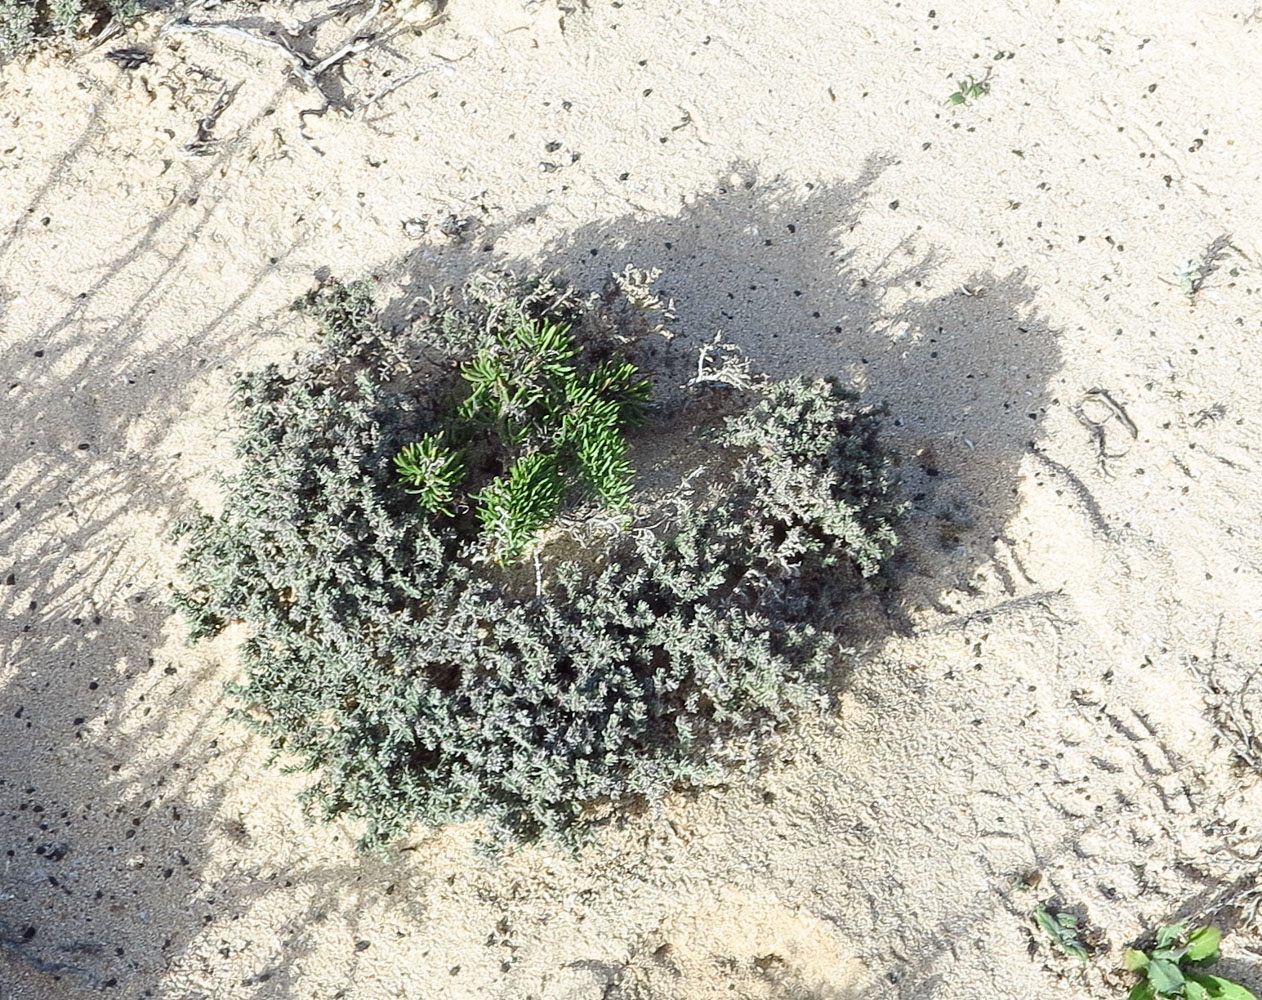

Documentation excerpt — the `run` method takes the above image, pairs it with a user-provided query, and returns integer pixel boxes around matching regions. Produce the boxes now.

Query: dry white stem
[358,64,435,113]
[161,18,322,93]
[309,0,382,75]
[686,331,762,392]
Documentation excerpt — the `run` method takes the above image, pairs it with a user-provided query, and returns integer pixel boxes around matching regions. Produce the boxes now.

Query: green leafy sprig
[1033,904,1090,963]
[1125,923,1257,1000]
[946,74,989,105]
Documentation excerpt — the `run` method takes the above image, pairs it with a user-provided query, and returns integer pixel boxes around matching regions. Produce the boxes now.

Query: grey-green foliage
[0,0,140,60]
[173,274,902,850]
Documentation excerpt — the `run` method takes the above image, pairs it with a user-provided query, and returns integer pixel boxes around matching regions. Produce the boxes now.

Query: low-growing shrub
[0,0,141,61]
[173,271,902,849]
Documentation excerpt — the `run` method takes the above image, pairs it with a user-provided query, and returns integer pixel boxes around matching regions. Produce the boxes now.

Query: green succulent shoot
[457,317,576,440]
[568,396,634,508]
[394,432,466,516]
[475,452,566,562]
[1033,904,1090,963]
[399,316,649,561]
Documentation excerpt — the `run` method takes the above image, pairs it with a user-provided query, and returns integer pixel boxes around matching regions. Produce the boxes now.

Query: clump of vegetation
[1124,922,1257,1000]
[172,271,902,850]
[0,0,140,61]
[395,314,649,562]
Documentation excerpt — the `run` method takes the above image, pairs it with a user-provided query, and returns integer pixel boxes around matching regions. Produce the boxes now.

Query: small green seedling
[1124,922,1258,1000]
[1175,259,1206,302]
[946,75,989,105]
[1034,904,1090,963]
[1171,236,1233,303]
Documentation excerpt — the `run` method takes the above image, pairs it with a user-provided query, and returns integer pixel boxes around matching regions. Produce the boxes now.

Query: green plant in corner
[0,0,141,61]
[1124,922,1258,1000]
[1033,903,1090,963]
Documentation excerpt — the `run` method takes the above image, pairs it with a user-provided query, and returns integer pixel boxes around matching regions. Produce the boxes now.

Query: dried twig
[1084,387,1138,439]
[186,74,241,155]
[159,0,428,154]
[1187,655,1262,772]
[104,46,150,69]
[358,64,436,115]
[309,0,382,75]
[160,18,324,94]
[686,331,763,392]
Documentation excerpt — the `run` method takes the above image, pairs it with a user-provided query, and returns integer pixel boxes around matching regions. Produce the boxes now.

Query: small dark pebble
[438,216,470,237]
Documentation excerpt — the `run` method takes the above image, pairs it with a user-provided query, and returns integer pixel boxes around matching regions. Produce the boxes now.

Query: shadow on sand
[0,80,435,996]
[2,152,1066,996]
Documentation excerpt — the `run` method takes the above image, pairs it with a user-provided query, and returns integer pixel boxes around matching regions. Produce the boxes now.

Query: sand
[2,0,1262,997]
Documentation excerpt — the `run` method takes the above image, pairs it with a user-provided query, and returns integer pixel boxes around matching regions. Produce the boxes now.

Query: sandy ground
[3,1,1262,997]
